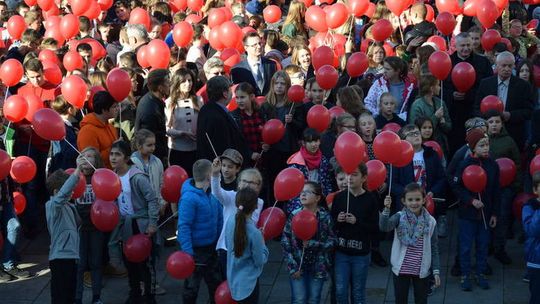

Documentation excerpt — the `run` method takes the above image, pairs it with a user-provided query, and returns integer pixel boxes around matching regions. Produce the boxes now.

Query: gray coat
[46,173,81,261]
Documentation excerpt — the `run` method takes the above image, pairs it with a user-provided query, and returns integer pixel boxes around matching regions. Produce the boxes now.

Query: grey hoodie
[46,173,81,261]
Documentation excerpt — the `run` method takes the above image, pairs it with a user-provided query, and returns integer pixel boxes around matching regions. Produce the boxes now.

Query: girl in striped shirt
[379,183,441,304]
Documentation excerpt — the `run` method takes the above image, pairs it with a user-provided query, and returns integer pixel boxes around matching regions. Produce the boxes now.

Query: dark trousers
[393,274,429,304]
[238,280,259,304]
[530,267,540,304]
[183,245,222,304]
[262,149,291,206]
[169,149,196,177]
[123,223,154,303]
[76,230,104,300]
[50,259,77,304]
[494,187,516,251]
[218,248,227,280]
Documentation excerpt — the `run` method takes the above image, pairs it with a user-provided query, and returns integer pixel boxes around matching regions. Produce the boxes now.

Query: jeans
[218,249,227,280]
[183,245,222,304]
[393,274,429,304]
[76,230,104,300]
[50,259,77,304]
[334,252,370,304]
[494,187,515,251]
[529,267,540,304]
[290,272,326,304]
[1,201,19,269]
[459,218,490,276]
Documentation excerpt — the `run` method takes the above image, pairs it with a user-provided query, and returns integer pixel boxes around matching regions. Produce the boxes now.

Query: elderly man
[475,51,534,150]
[116,24,148,63]
[197,58,226,104]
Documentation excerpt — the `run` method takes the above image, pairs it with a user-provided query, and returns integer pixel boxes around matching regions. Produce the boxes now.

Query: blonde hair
[283,1,307,37]
[265,71,292,107]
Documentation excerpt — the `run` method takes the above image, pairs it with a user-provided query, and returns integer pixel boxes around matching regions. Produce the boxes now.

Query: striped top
[399,236,424,276]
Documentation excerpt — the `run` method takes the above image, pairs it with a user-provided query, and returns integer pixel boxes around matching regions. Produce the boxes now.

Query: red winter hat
[466,128,487,150]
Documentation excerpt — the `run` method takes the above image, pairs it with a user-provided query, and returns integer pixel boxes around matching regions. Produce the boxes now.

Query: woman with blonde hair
[282,0,307,41]
[290,44,313,79]
[365,42,386,77]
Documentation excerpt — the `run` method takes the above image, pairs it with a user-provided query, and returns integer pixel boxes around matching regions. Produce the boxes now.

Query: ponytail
[233,188,259,258]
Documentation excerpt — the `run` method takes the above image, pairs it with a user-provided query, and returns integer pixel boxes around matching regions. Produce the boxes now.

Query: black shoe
[494,251,512,265]
[483,263,493,276]
[451,262,461,277]
[4,266,30,278]
[0,270,13,283]
[371,250,388,267]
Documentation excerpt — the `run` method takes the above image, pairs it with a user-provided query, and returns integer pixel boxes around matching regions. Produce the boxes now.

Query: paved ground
[0,209,531,303]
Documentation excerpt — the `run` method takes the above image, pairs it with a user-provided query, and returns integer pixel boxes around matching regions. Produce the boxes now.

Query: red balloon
[7,15,26,40]
[307,105,331,133]
[435,0,461,14]
[88,86,106,111]
[477,0,499,28]
[305,6,327,32]
[37,0,54,11]
[106,68,132,102]
[316,65,339,90]
[32,108,66,140]
[215,281,235,304]
[462,165,487,193]
[92,168,121,201]
[348,0,369,17]
[292,209,318,241]
[480,95,504,114]
[208,27,225,51]
[346,52,369,77]
[312,46,334,71]
[513,193,536,221]
[207,9,226,29]
[425,4,435,22]
[146,39,171,68]
[0,59,23,87]
[219,21,242,49]
[79,38,107,61]
[129,8,151,31]
[463,0,478,16]
[44,16,61,30]
[23,95,43,122]
[424,141,443,159]
[435,12,456,36]
[392,140,414,167]
[173,21,194,47]
[329,106,346,118]
[39,49,60,65]
[220,48,241,74]
[187,0,203,11]
[428,51,452,80]
[45,24,65,46]
[13,192,26,215]
[372,19,393,42]
[366,159,387,191]
[63,50,85,72]
[167,251,195,279]
[263,5,282,23]
[0,150,12,181]
[161,165,189,203]
[326,3,348,29]
[69,0,91,15]
[4,95,28,123]
[274,168,305,201]
[44,4,60,18]
[262,119,285,145]
[481,29,501,52]
[257,207,286,240]
[386,0,408,16]
[60,14,80,39]
[42,60,62,85]
[427,36,447,51]
[364,2,376,18]
[185,14,202,24]
[82,0,100,20]
[530,155,540,175]
[496,158,516,187]
[10,156,36,183]
[288,85,305,103]
[24,0,37,6]
[373,131,401,163]
[334,131,367,174]
[97,0,113,10]
[123,234,152,263]
[65,168,86,199]
[382,122,401,134]
[136,45,150,68]
[425,195,435,215]
[62,75,88,109]
[90,199,119,232]
[451,62,476,92]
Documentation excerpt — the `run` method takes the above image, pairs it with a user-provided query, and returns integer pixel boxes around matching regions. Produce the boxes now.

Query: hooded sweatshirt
[77,113,118,168]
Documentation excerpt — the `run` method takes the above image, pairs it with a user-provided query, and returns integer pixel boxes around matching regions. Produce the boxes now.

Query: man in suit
[443,32,493,157]
[475,51,534,150]
[231,32,277,96]
[196,76,249,162]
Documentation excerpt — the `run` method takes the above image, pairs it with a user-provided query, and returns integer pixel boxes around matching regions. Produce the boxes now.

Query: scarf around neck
[396,207,431,246]
[300,146,322,171]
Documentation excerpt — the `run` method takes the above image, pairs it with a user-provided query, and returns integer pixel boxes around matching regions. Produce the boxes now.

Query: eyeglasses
[240,179,261,186]
[404,131,421,137]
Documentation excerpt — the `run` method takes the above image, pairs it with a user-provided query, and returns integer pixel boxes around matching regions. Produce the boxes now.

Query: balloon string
[27,132,32,156]
[479,193,488,230]
[119,103,123,140]
[388,165,393,195]
[262,200,278,233]
[253,149,264,168]
[157,211,178,230]
[346,174,351,214]
[205,132,219,158]
[398,18,404,45]
[80,109,85,117]
[63,138,97,171]
[3,121,10,146]
[298,246,305,272]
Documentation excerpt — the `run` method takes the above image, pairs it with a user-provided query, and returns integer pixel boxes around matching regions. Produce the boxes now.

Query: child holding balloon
[452,128,500,291]
[282,181,335,304]
[225,187,269,304]
[330,163,379,303]
[379,183,441,304]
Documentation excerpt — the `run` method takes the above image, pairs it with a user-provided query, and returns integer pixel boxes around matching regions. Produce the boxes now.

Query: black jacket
[134,92,168,163]
[231,58,278,96]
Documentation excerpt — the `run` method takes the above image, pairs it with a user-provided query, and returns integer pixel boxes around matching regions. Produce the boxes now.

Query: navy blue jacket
[390,146,446,204]
[49,122,78,173]
[523,198,540,268]
[451,156,500,221]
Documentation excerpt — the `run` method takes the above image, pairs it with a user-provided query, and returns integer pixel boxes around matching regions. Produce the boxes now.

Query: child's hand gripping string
[384,195,392,210]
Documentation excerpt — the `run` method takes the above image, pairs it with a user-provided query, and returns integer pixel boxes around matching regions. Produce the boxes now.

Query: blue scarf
[396,208,430,246]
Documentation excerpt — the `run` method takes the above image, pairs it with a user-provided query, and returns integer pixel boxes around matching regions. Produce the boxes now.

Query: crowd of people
[0,0,540,303]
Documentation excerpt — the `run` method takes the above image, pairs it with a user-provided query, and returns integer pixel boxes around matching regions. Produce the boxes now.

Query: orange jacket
[77,113,118,168]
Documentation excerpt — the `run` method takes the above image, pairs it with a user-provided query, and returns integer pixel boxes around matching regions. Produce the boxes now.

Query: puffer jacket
[523,198,540,269]
[177,178,223,255]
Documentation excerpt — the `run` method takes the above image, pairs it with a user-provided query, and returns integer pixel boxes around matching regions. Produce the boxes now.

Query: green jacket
[408,96,452,156]
[489,127,522,190]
